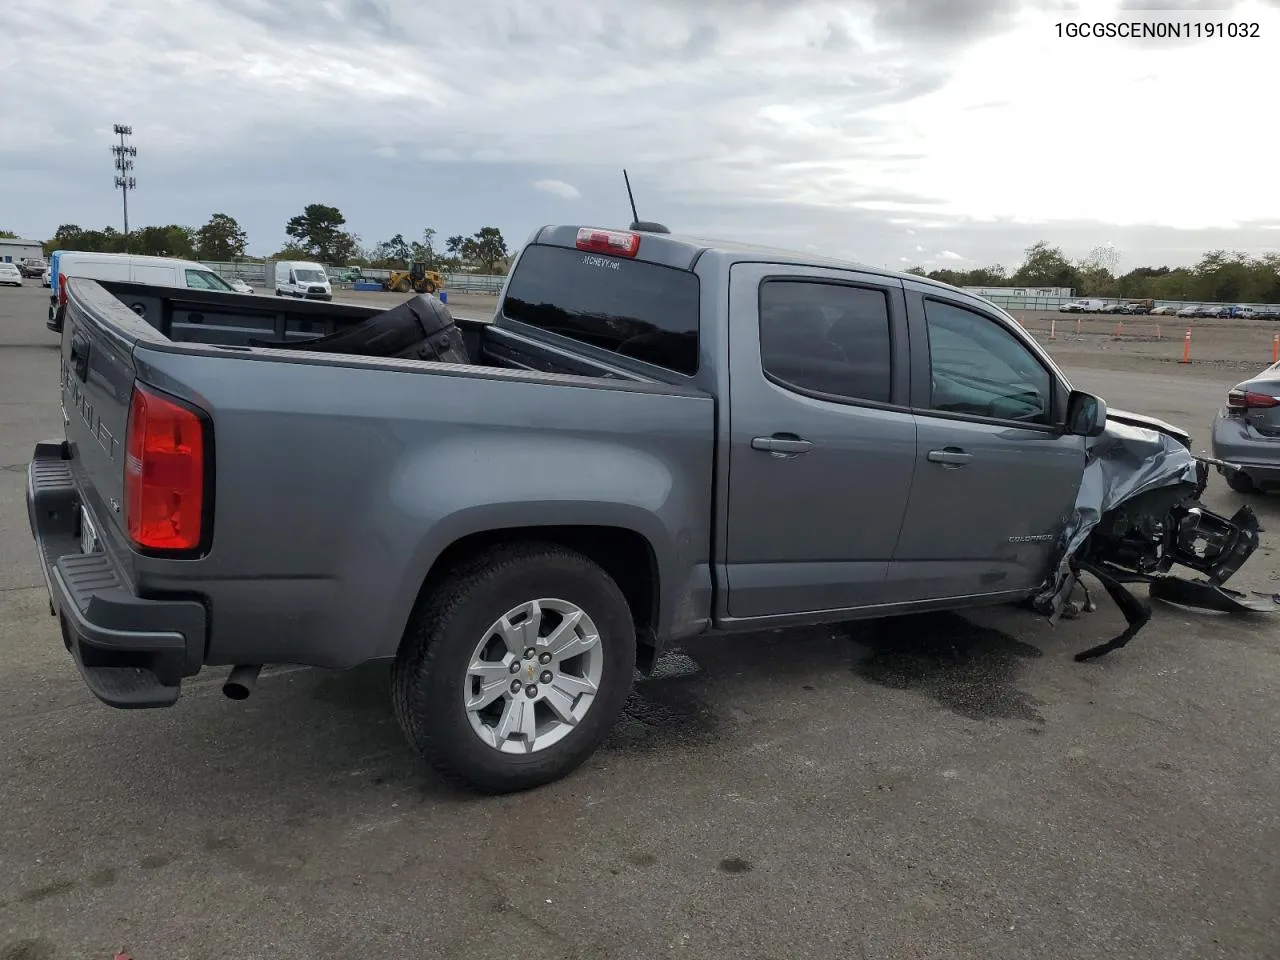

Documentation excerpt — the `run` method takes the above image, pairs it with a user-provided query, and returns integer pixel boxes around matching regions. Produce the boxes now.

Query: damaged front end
[1034,409,1273,660]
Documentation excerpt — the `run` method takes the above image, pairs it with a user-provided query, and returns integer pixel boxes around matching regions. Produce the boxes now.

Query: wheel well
[416,525,661,668]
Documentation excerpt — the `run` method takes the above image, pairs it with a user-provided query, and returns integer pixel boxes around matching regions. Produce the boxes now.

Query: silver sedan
[1210,362,1280,492]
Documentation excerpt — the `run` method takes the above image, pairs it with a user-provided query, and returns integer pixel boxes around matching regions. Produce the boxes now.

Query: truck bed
[91,278,651,382]
[34,278,714,708]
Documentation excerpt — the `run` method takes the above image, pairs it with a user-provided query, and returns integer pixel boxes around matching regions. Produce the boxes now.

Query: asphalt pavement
[2,282,1279,960]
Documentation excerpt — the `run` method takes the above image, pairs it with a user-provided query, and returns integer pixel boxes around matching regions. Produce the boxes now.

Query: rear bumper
[26,441,207,709]
[1210,412,1280,484]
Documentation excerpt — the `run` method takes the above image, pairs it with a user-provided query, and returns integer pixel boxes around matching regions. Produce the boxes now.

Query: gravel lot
[2,282,1279,960]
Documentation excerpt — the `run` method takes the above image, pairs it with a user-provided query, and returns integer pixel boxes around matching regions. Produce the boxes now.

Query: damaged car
[25,222,1276,793]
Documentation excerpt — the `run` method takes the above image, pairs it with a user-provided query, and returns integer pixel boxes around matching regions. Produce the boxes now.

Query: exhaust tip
[222,664,263,701]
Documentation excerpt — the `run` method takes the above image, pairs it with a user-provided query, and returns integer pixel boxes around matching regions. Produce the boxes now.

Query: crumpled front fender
[1034,413,1274,659]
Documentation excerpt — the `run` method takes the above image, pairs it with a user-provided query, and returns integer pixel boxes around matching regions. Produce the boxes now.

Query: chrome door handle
[927,447,972,466]
[751,435,813,454]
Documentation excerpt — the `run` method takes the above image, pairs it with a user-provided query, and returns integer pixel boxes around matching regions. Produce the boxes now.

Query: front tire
[391,543,637,794]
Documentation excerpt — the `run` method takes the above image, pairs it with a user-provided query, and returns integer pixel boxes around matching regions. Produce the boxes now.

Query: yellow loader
[385,262,446,295]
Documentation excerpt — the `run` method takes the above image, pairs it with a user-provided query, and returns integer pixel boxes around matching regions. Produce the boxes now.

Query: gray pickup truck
[27,223,1270,793]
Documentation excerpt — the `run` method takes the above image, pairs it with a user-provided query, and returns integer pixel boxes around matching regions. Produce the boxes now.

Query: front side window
[294,269,326,283]
[923,299,1052,425]
[758,279,893,405]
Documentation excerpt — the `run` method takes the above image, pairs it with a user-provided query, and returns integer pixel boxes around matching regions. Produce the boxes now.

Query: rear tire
[391,543,637,794]
[1226,470,1256,494]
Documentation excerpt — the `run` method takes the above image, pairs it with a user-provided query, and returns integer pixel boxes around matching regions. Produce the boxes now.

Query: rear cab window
[500,243,700,376]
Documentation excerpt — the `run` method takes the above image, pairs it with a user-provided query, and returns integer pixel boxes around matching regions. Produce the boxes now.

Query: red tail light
[575,227,640,257]
[57,273,68,305]
[124,383,209,552]
[1227,389,1279,410]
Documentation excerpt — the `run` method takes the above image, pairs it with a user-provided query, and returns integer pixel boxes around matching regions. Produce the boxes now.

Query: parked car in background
[1151,305,1178,316]
[1232,308,1258,320]
[1211,361,1280,493]
[47,251,238,332]
[18,257,47,278]
[1255,308,1280,321]
[1100,302,1128,314]
[0,262,23,286]
[1176,305,1200,318]
[271,260,333,300]
[1058,300,1090,313]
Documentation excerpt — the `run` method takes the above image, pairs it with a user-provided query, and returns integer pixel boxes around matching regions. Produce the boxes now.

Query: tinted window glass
[758,280,892,404]
[501,243,700,376]
[923,299,1052,425]
[185,269,233,291]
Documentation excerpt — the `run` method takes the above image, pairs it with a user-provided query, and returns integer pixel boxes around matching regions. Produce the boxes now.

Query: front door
[888,288,1086,603]
[721,263,917,623]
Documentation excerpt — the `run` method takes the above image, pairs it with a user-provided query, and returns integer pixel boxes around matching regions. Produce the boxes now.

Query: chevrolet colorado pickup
[26,224,1269,793]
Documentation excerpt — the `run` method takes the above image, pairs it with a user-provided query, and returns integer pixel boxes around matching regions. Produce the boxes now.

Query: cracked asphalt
[2,283,1278,960]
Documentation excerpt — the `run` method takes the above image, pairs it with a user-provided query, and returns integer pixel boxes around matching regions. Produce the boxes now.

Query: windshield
[295,269,327,282]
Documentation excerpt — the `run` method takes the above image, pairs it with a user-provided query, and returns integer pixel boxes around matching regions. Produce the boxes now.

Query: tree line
[910,241,1280,304]
[28,205,511,275]
[15,218,1279,300]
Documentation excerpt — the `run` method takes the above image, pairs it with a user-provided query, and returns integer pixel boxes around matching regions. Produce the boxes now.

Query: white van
[273,261,332,301]
[47,252,239,332]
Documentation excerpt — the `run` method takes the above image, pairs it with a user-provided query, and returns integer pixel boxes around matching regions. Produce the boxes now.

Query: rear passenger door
[888,286,1086,602]
[722,263,916,622]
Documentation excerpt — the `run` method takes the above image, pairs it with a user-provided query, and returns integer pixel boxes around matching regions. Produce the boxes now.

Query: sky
[2,0,1279,272]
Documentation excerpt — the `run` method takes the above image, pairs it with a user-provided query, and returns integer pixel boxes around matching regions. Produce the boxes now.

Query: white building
[0,238,45,264]
[962,285,1074,299]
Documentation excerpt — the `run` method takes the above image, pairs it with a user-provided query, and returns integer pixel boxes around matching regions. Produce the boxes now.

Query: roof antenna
[623,169,670,234]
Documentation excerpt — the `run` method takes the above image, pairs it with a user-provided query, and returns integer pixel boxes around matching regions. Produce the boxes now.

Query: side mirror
[1066,390,1108,438]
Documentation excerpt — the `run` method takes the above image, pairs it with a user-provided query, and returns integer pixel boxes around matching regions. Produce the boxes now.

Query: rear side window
[758,279,893,404]
[501,243,700,376]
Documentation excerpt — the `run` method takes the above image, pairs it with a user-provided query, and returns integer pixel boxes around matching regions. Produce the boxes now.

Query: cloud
[533,179,581,200]
[938,250,965,260]
[1,0,1278,265]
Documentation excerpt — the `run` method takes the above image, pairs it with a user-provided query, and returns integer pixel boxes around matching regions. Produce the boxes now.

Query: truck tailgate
[58,284,138,545]
[29,279,208,708]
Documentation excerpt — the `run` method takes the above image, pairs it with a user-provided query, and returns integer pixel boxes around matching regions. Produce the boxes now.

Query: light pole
[111,124,137,251]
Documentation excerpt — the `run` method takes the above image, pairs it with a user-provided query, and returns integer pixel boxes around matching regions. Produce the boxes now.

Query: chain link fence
[198,260,507,295]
